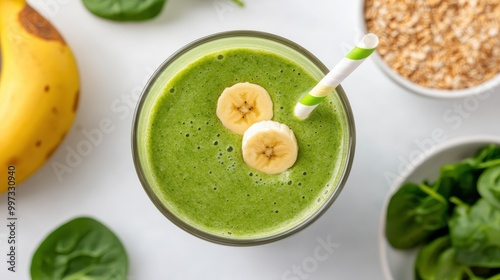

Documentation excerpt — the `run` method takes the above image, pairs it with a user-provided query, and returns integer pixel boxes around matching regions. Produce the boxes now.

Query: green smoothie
[144,46,349,239]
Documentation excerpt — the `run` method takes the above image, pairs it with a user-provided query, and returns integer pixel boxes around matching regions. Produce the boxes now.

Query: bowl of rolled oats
[364,0,500,98]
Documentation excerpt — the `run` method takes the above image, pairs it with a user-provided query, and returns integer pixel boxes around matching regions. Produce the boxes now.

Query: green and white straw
[294,33,379,120]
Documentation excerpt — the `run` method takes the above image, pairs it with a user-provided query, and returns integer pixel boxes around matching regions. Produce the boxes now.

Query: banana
[0,0,79,192]
[216,82,273,135]
[242,120,298,175]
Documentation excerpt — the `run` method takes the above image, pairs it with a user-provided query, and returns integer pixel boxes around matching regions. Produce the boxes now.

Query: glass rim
[131,30,356,246]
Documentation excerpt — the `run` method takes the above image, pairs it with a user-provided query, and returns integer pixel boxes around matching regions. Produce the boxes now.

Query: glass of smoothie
[132,31,355,246]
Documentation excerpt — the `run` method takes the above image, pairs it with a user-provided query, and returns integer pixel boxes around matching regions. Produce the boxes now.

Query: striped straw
[294,34,379,120]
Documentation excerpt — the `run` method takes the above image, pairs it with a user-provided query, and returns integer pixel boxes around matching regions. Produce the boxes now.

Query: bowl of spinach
[380,135,500,280]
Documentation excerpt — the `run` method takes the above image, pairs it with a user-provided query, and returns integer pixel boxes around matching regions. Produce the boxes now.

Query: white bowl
[359,1,500,99]
[378,135,500,280]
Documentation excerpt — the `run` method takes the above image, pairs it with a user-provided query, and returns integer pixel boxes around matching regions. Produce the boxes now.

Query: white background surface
[2,0,500,279]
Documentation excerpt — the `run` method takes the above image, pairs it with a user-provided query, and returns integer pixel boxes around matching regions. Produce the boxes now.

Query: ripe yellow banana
[0,0,79,192]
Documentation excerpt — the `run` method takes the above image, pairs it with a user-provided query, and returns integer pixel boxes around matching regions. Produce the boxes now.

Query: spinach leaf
[420,241,499,280]
[474,144,500,170]
[478,165,500,210]
[82,0,245,21]
[31,217,128,280]
[385,182,449,249]
[433,175,454,202]
[449,199,500,268]
[434,248,468,280]
[441,159,480,204]
[415,235,451,280]
[475,144,500,164]
[82,0,167,21]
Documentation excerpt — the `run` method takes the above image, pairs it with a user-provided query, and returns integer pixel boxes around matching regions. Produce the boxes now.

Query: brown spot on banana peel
[7,157,19,166]
[36,140,42,147]
[44,85,50,92]
[19,5,65,44]
[73,90,79,112]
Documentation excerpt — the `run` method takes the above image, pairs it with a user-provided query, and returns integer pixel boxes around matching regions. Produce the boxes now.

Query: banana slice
[216,82,273,135]
[242,120,298,174]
